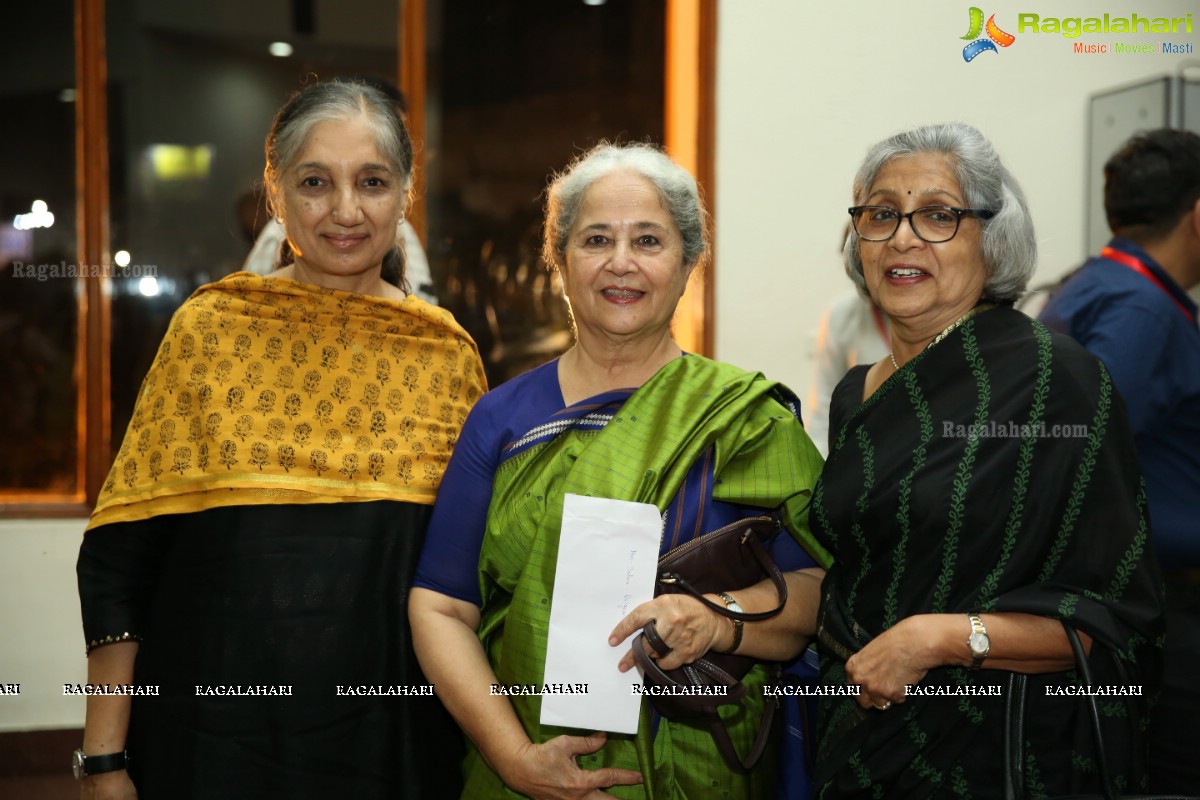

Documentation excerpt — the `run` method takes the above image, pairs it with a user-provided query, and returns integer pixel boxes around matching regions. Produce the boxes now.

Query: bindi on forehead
[868,184,962,205]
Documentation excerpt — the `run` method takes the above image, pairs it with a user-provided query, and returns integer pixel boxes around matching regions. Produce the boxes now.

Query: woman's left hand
[609,594,727,673]
[845,615,945,711]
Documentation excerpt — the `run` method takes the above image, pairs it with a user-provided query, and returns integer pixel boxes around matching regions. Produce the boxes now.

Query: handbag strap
[706,678,778,773]
[642,619,673,658]
[1002,671,1028,800]
[1061,621,1118,798]
[630,632,748,706]
[630,636,777,773]
[659,529,790,622]
[1004,621,1122,800]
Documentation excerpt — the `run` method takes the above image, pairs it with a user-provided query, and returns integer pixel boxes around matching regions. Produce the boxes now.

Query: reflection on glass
[0,0,79,494]
[424,0,665,385]
[105,0,399,446]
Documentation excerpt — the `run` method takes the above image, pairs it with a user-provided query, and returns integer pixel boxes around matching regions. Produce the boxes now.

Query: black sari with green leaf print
[811,304,1163,799]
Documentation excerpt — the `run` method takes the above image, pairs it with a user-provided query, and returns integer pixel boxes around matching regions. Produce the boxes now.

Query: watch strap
[717,592,744,654]
[73,749,128,779]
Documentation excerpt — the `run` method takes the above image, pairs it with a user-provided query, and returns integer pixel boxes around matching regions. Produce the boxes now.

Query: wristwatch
[717,592,744,654]
[72,749,128,780]
[967,613,990,670]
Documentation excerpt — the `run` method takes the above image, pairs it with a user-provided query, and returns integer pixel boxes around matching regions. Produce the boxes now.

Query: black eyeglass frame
[847,205,997,243]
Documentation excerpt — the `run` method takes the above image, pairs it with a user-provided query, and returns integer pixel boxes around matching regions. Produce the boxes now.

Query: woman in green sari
[409,142,829,799]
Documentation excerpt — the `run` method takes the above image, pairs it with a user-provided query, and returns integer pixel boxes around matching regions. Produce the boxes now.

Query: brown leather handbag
[631,514,789,772]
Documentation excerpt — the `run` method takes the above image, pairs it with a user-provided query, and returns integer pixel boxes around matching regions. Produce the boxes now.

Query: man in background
[1040,128,1200,793]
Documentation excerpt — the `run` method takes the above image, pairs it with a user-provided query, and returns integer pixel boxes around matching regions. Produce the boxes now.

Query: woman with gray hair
[76,79,485,799]
[811,122,1163,796]
[410,141,829,798]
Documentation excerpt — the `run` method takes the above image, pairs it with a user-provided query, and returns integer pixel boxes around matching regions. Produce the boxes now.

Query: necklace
[890,303,994,371]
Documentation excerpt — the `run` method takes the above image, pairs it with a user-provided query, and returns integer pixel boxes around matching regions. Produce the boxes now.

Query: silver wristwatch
[967,613,990,670]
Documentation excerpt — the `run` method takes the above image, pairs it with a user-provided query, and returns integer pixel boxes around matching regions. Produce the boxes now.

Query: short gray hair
[843,123,1036,303]
[542,142,710,273]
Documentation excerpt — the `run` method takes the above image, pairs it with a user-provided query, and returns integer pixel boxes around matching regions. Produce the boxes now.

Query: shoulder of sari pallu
[498,389,635,463]
[492,356,766,464]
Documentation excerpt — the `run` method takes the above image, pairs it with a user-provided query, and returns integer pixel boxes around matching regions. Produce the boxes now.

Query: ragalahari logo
[961,7,1016,62]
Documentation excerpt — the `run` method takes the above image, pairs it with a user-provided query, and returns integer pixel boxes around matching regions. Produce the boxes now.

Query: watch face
[720,593,744,614]
[72,749,85,780]
[968,631,990,656]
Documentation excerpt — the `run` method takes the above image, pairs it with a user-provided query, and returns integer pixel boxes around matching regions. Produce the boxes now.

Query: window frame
[0,0,715,516]
[0,0,109,518]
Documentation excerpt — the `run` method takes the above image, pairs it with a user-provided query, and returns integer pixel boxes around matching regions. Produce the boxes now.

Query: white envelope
[539,493,661,734]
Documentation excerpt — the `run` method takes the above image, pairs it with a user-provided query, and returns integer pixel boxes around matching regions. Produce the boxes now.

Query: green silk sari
[465,356,828,799]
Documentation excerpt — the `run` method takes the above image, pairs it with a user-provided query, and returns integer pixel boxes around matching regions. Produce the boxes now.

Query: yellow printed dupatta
[88,273,486,530]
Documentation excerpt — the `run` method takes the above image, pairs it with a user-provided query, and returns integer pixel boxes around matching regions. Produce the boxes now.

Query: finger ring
[875,700,892,711]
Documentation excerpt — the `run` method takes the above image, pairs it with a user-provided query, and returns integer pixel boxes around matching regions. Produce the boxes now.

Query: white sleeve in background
[805,293,891,457]
[241,218,438,306]
[242,218,287,275]
[399,220,437,306]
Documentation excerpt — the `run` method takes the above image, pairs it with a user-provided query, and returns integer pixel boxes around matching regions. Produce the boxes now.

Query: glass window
[0,0,80,496]
[105,0,402,447]
[423,0,666,385]
[0,0,685,506]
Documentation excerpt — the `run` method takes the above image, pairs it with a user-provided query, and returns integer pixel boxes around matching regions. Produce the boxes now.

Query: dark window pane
[425,0,665,384]
[0,0,79,494]
[105,0,400,446]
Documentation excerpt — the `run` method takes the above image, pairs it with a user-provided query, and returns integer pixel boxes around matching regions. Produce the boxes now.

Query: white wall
[715,0,1199,398]
[0,520,87,732]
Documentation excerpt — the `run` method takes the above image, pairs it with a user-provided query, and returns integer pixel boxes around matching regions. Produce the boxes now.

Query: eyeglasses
[848,205,996,243]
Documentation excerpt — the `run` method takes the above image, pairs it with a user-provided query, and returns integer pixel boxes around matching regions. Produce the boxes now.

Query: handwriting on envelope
[540,493,661,734]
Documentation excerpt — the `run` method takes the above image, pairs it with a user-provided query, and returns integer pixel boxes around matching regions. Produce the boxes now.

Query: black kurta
[78,501,464,799]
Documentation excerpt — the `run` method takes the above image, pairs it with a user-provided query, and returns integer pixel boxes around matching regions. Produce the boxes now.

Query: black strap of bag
[630,515,789,773]
[1003,620,1196,800]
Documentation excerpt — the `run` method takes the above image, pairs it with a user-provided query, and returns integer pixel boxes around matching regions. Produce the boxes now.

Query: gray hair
[843,122,1036,303]
[263,80,415,282]
[542,142,710,273]
[264,79,414,217]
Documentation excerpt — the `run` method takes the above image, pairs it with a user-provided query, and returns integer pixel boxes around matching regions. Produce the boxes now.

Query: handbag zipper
[657,515,778,566]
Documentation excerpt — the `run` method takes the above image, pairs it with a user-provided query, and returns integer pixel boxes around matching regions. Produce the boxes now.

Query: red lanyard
[1100,246,1195,324]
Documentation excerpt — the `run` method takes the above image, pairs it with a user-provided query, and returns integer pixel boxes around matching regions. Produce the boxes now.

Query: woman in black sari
[813,123,1164,798]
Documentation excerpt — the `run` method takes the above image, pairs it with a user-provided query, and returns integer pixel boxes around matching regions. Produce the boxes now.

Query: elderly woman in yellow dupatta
[409,142,830,800]
[76,80,485,800]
